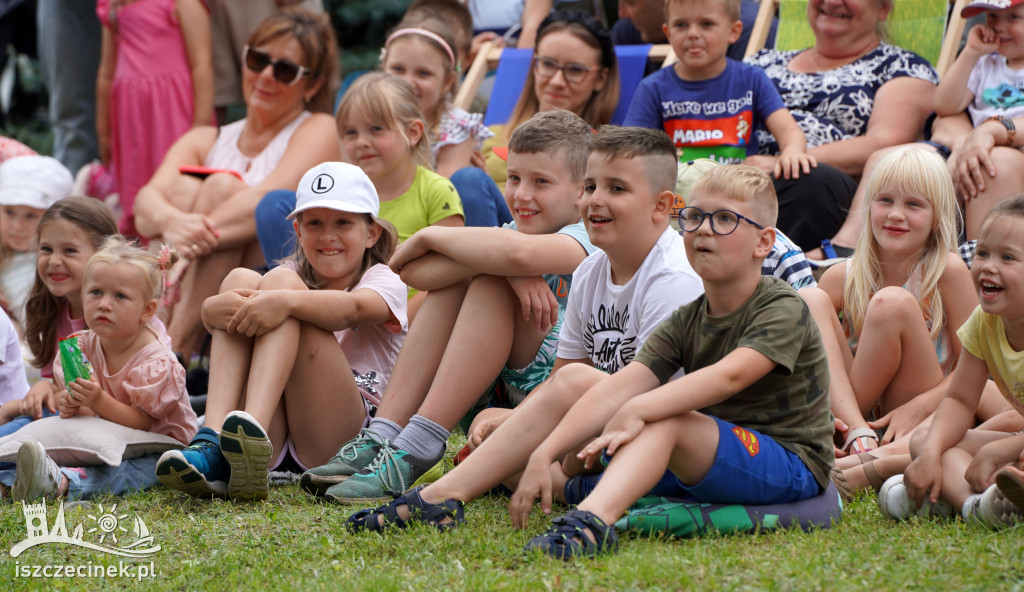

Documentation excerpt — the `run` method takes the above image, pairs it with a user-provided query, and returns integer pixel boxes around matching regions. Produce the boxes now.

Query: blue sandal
[524,509,618,560]
[346,485,465,533]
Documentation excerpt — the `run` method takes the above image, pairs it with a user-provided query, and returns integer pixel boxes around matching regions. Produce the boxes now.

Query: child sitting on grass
[523,165,834,559]
[343,126,705,531]
[301,109,599,504]
[887,196,1024,527]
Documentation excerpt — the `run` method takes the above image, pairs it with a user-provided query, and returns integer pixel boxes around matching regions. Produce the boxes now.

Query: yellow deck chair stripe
[744,0,969,77]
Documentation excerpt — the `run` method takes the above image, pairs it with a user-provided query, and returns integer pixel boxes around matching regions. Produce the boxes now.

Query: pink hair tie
[385,28,456,70]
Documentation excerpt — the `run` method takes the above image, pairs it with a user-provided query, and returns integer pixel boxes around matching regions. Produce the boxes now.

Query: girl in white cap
[156,162,407,502]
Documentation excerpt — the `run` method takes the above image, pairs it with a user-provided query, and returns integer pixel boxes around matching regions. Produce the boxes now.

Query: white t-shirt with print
[557,227,704,373]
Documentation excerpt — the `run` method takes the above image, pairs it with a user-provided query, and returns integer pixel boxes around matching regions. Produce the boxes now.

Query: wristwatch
[987,115,1016,147]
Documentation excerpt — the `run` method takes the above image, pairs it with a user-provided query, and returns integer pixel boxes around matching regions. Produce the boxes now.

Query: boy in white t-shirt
[343,126,705,530]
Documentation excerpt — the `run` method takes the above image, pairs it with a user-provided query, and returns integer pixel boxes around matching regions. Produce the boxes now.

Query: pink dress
[98,0,201,238]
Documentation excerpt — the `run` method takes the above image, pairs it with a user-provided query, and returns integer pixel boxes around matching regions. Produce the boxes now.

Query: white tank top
[204,111,312,186]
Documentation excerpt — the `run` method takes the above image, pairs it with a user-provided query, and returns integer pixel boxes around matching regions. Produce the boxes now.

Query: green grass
[2,473,1023,591]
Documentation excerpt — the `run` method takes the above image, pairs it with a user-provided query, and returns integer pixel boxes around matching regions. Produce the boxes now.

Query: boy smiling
[523,165,834,559]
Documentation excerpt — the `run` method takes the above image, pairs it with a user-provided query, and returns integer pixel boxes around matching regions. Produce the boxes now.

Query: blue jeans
[450,167,512,228]
[0,452,160,501]
[255,189,297,269]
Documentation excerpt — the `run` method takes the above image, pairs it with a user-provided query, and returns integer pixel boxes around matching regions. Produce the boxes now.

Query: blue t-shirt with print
[624,59,786,164]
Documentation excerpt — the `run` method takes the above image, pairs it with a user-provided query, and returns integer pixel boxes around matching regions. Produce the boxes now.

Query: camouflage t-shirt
[634,277,834,489]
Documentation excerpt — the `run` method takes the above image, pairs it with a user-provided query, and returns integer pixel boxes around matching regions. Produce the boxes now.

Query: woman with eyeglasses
[481,11,620,193]
[133,9,341,361]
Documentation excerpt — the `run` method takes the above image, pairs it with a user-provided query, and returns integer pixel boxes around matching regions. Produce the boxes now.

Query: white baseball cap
[0,156,74,209]
[287,162,380,220]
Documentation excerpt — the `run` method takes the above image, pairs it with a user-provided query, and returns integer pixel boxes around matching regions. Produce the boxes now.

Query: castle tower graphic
[23,502,48,539]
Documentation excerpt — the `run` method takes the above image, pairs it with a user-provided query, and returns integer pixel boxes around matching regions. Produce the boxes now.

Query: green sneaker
[300,429,387,497]
[219,411,273,502]
[324,443,446,506]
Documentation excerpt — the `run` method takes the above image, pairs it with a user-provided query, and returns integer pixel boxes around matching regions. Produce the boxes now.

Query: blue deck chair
[454,41,675,126]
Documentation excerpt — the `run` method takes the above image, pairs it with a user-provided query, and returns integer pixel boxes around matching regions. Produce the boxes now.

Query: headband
[385,28,456,69]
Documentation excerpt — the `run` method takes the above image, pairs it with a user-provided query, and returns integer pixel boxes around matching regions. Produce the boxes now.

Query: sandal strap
[404,486,465,531]
[346,496,410,532]
[841,427,879,453]
[525,509,618,560]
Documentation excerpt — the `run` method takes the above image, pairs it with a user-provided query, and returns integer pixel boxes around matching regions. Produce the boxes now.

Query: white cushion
[0,416,183,467]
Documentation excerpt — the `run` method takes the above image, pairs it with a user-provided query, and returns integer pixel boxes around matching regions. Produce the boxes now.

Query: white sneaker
[12,441,64,501]
[963,485,1024,529]
[877,474,954,520]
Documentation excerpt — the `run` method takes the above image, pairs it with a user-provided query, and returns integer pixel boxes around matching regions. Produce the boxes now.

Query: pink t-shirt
[333,264,408,406]
[53,324,198,445]
[40,301,87,379]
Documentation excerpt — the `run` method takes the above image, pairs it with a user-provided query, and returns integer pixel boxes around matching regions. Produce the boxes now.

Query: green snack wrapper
[59,335,92,385]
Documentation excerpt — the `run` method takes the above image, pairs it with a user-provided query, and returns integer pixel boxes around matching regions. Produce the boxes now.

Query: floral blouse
[744,43,939,154]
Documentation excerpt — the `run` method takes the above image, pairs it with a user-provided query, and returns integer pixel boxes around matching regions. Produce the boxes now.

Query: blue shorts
[638,417,820,505]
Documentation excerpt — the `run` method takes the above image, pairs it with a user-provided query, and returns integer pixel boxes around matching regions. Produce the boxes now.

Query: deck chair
[743,0,968,78]
[453,42,675,125]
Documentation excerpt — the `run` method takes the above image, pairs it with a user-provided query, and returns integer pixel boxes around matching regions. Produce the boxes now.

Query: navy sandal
[346,485,465,533]
[524,509,618,560]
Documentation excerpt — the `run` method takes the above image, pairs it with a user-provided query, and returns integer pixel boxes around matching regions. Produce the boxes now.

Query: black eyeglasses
[679,207,765,235]
[243,45,310,86]
[533,57,593,84]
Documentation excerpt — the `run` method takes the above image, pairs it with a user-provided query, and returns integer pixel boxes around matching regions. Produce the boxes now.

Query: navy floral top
[744,43,939,154]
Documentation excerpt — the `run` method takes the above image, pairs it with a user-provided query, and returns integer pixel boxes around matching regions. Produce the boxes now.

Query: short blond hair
[691,165,777,227]
[665,0,741,21]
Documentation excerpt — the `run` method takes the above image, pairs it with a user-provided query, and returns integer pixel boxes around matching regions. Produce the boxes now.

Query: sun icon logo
[87,504,129,545]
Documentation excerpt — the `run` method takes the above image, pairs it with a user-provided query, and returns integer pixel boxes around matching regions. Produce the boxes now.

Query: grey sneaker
[300,429,387,497]
[963,484,1024,529]
[12,441,64,501]
[220,411,273,502]
[324,442,446,506]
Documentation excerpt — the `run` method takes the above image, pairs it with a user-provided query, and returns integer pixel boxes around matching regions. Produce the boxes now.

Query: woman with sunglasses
[133,8,340,362]
[481,11,620,193]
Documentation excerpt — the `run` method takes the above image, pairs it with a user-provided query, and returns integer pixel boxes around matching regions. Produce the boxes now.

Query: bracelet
[987,115,1016,147]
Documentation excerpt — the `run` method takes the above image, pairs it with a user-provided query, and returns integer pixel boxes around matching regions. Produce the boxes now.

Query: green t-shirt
[634,277,834,488]
[380,165,464,243]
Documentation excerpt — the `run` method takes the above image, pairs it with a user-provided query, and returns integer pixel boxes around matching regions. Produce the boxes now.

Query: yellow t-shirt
[957,305,1024,415]
[482,124,509,194]
[380,165,464,243]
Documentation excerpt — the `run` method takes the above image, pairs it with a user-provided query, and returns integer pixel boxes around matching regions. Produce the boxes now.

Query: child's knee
[544,364,603,403]
[220,267,262,291]
[865,286,918,322]
[259,266,306,290]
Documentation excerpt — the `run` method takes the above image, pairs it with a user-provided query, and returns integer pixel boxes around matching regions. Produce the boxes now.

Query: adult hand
[509,454,555,529]
[20,381,57,419]
[164,211,220,259]
[227,290,291,337]
[507,275,559,332]
[904,453,943,507]
[949,126,998,198]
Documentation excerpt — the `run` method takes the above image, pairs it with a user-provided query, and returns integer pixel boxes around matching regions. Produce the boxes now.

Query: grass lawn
[2,457,1023,592]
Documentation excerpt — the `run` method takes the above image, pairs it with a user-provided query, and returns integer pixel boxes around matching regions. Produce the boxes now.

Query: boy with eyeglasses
[624,0,812,179]
[522,164,834,559]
